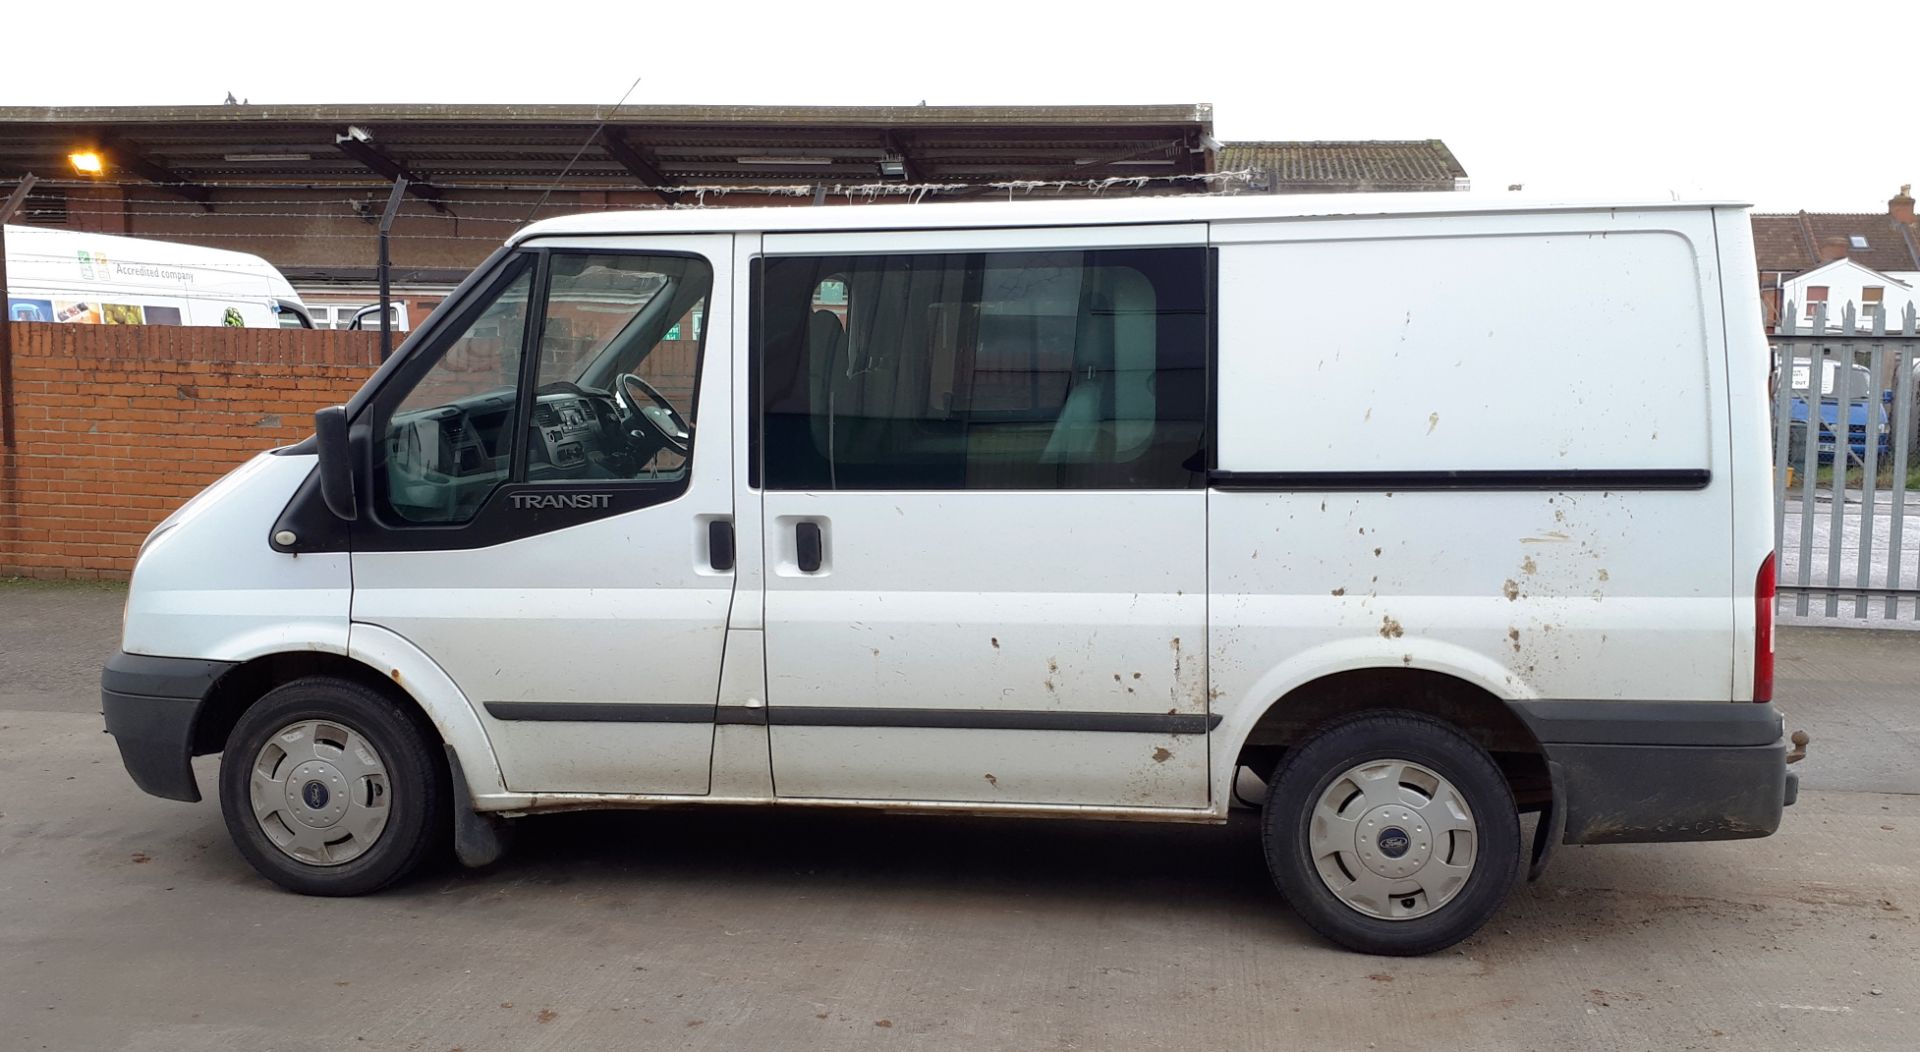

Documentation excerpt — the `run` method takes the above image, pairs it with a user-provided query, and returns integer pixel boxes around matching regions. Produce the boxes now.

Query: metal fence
[1772,300,1920,624]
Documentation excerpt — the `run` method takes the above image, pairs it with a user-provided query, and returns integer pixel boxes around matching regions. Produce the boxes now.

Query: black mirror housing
[314,405,359,522]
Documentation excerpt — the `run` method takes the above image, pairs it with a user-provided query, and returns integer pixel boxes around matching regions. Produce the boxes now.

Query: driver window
[380,260,534,524]
[528,253,712,484]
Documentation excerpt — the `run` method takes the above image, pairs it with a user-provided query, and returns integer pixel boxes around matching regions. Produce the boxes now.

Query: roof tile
[1219,140,1467,191]
[1749,212,1920,274]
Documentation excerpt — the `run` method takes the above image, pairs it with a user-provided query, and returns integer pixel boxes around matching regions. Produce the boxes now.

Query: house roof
[1785,256,1913,289]
[1750,211,1920,274]
[1218,140,1467,191]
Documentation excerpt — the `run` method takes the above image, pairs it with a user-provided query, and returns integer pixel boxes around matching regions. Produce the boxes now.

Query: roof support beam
[596,129,676,197]
[98,134,213,207]
[331,136,450,214]
[948,140,1190,197]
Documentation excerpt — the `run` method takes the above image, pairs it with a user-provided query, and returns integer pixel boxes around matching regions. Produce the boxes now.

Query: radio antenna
[527,73,645,223]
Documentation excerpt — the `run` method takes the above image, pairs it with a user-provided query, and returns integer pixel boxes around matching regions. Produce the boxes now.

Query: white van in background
[5,224,312,328]
[101,193,1794,956]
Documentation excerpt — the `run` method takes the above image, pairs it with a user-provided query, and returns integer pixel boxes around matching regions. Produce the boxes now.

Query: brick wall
[0,324,380,580]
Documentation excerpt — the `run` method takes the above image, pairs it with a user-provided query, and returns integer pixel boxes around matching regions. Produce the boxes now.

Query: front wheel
[219,676,446,896]
[1263,711,1521,955]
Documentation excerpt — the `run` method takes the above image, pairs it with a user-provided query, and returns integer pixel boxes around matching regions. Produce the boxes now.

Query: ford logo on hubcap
[1378,826,1411,858]
[301,780,330,810]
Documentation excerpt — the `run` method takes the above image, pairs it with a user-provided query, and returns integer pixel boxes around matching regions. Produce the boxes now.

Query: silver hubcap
[249,720,391,866]
[1309,758,1477,920]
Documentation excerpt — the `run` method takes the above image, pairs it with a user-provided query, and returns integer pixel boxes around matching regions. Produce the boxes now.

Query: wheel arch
[1228,666,1552,812]
[191,628,507,800]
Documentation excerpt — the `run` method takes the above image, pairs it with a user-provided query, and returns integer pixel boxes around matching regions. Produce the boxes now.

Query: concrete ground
[1,582,1913,1051]
[1778,496,1920,627]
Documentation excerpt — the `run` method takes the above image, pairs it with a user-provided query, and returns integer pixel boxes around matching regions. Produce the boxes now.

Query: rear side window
[758,247,1208,490]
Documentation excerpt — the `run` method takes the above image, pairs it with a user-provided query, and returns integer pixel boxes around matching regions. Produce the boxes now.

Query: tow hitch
[1783,729,1809,807]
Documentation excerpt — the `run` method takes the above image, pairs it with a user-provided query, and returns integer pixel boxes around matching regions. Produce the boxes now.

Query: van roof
[5,223,288,272]
[511,191,1748,245]
[4,223,301,299]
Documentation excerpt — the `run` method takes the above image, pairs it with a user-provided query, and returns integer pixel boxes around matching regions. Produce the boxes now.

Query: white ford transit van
[102,193,1794,955]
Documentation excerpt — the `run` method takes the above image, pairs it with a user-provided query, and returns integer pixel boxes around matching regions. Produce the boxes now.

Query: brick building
[1,104,1225,327]
[3,105,1470,328]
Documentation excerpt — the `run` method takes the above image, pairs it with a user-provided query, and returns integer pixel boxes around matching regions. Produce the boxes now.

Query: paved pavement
[1,582,1914,1051]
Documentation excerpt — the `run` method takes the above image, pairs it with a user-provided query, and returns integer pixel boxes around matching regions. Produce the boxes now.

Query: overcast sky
[5,0,1912,213]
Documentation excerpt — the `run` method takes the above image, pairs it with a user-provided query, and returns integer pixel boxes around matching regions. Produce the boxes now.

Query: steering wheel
[614,373,692,457]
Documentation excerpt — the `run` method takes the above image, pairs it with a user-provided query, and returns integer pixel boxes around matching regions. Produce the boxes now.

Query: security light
[68,150,104,175]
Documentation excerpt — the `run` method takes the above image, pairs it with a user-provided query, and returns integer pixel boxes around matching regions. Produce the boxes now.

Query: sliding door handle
[795,521,823,573]
[707,519,735,572]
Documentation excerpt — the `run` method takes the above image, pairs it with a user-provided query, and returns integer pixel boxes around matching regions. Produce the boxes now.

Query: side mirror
[314,405,359,522]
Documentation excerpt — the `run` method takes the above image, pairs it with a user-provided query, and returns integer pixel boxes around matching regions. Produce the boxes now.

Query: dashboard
[386,385,674,521]
[531,393,613,472]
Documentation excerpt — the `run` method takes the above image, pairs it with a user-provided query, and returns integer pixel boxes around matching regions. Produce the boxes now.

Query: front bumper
[1514,701,1795,845]
[101,652,236,802]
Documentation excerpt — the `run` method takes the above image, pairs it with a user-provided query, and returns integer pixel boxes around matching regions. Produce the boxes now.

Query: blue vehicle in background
[1784,358,1891,464]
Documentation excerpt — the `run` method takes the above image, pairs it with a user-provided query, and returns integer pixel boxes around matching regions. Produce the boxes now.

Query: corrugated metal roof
[0,104,1216,195]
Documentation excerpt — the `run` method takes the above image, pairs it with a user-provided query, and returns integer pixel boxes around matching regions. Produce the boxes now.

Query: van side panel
[5,224,298,328]
[1207,208,1735,787]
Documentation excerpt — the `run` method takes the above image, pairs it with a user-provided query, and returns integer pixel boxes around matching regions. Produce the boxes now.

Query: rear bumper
[101,652,236,803]
[1514,701,1795,845]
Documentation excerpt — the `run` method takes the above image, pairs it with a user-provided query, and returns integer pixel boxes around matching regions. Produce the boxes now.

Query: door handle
[795,521,823,573]
[707,519,735,572]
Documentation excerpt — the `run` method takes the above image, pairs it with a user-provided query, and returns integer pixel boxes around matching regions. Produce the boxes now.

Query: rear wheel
[1262,711,1521,955]
[219,676,445,896]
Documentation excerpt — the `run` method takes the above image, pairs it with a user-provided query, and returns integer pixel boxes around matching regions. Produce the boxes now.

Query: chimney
[1817,235,1851,262]
[1893,184,1915,225]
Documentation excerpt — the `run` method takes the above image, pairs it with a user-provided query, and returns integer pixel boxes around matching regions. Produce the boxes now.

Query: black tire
[219,676,446,896]
[1262,711,1521,955]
